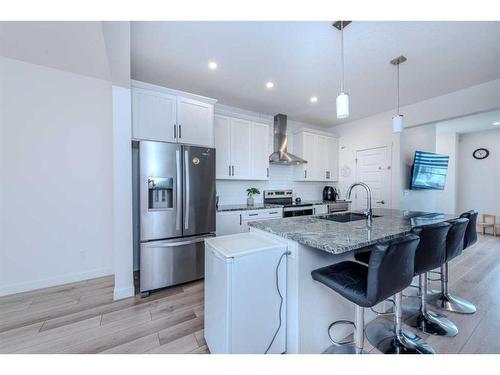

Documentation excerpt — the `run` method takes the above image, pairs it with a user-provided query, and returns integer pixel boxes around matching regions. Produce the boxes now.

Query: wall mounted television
[410,151,449,190]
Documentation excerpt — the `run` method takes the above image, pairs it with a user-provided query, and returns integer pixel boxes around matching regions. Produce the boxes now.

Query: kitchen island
[248,208,457,354]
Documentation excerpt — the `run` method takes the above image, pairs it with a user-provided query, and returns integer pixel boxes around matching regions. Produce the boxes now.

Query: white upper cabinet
[131,81,216,147]
[294,130,339,182]
[177,97,214,147]
[250,122,271,180]
[230,118,252,179]
[327,136,339,181]
[214,115,232,179]
[214,114,270,180]
[132,88,177,142]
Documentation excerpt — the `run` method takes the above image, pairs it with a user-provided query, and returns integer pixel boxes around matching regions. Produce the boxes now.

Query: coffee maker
[323,186,339,201]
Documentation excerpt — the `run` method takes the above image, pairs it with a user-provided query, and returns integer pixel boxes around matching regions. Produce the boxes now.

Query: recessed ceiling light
[208,61,217,70]
[493,121,500,126]
[310,96,318,103]
[265,82,274,89]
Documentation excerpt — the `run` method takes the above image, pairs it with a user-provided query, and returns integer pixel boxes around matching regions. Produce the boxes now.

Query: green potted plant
[246,187,260,207]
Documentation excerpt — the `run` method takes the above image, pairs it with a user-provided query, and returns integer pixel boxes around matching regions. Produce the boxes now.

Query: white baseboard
[113,285,135,301]
[0,267,113,296]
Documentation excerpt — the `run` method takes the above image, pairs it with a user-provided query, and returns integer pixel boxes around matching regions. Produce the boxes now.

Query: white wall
[329,78,500,212]
[214,104,335,205]
[435,132,458,214]
[457,128,500,221]
[329,111,401,209]
[0,57,114,295]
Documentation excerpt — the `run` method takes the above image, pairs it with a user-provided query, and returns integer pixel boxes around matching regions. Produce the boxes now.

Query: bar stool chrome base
[366,292,435,354]
[366,321,435,354]
[435,293,476,314]
[433,263,476,314]
[408,309,458,336]
[323,345,368,354]
[408,273,458,337]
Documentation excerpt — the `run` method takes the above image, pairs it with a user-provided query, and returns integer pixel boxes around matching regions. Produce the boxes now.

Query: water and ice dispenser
[147,177,173,210]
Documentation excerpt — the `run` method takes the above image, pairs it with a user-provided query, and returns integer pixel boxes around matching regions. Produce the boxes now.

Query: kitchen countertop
[217,203,283,212]
[248,208,456,254]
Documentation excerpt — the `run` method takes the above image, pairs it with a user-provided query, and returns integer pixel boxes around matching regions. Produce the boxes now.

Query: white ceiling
[131,21,500,127]
[436,109,500,134]
[0,21,110,80]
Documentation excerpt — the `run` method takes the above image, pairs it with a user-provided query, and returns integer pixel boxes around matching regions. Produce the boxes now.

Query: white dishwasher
[204,233,288,354]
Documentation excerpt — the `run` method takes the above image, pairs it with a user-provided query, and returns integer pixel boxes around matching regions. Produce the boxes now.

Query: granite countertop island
[247,208,458,354]
[248,208,456,254]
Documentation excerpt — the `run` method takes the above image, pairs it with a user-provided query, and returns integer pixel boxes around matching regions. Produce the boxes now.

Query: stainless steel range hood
[269,114,307,165]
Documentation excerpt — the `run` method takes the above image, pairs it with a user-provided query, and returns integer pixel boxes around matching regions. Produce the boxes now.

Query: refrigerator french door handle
[184,149,190,230]
[175,149,182,231]
[151,235,213,248]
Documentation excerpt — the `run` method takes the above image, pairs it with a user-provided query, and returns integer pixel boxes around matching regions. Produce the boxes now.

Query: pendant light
[333,21,351,119]
[390,55,407,133]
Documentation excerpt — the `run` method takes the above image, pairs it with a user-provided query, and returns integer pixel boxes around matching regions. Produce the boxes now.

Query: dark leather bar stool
[311,234,432,354]
[460,210,479,249]
[408,222,458,336]
[433,213,477,314]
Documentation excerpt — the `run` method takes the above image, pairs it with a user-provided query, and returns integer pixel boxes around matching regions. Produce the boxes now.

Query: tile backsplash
[216,164,336,205]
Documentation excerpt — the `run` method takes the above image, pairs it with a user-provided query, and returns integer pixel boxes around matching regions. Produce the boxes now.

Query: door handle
[175,150,182,231]
[184,150,190,230]
[376,200,385,204]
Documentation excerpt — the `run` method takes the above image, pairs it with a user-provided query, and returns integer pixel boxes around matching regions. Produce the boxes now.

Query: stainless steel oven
[283,205,314,217]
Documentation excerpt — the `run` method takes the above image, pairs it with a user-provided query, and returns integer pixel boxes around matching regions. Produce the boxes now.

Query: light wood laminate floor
[1,235,499,354]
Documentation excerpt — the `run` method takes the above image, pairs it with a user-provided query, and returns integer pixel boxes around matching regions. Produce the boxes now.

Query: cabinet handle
[304,170,307,179]
[267,167,269,178]
[229,165,231,176]
[232,165,235,176]
[174,124,177,139]
[269,211,278,215]
[239,214,242,225]
[248,213,259,216]
[178,124,182,138]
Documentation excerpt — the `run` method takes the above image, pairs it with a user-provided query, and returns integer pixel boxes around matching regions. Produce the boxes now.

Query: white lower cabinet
[312,204,328,215]
[216,208,283,236]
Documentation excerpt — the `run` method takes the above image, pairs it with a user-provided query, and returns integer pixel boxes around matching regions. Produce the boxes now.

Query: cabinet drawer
[241,209,282,221]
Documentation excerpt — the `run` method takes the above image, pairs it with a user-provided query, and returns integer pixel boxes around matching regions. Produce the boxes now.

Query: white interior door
[354,146,391,210]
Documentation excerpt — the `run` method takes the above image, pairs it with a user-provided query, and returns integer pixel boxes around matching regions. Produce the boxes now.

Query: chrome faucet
[346,182,373,225]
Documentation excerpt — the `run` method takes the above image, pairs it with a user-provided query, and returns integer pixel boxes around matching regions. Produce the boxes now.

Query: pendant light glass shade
[392,114,404,133]
[336,92,350,119]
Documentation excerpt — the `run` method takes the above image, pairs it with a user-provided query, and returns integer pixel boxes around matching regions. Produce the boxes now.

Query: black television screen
[410,151,449,190]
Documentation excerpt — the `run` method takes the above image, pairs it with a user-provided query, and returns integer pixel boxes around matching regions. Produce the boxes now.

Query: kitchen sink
[317,212,380,223]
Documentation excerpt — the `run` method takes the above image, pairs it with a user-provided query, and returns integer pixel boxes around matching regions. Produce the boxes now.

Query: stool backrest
[445,218,469,261]
[460,210,478,249]
[411,221,450,275]
[366,234,420,305]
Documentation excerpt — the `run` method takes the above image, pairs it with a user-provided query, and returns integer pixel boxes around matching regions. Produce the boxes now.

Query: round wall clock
[473,148,489,160]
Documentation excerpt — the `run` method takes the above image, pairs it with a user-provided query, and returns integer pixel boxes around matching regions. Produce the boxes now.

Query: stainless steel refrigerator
[135,140,216,296]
